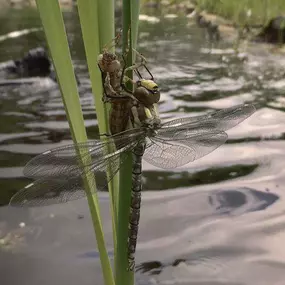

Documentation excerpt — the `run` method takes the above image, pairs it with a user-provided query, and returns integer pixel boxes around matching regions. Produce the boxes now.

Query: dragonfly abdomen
[127,142,145,271]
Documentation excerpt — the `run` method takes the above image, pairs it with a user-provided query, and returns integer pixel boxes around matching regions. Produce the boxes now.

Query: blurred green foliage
[141,0,285,26]
[196,0,285,25]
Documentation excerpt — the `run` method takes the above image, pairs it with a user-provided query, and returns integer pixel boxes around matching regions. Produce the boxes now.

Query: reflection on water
[0,7,285,285]
[209,188,279,214]
[143,164,258,191]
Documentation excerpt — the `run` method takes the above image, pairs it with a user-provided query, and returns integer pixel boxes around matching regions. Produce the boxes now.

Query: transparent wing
[24,128,145,179]
[10,177,91,207]
[10,128,144,207]
[144,131,228,169]
[10,150,131,207]
[160,104,255,135]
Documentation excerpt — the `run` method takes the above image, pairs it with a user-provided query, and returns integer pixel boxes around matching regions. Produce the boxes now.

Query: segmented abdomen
[127,142,145,271]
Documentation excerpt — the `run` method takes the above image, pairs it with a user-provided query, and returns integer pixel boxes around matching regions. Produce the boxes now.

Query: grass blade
[97,0,120,255]
[35,0,114,284]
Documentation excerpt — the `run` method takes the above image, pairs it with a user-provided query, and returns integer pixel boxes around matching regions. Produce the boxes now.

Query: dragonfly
[9,102,256,270]
[98,46,162,269]
[98,39,160,135]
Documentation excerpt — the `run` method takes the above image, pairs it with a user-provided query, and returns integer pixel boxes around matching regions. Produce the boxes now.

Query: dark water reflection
[0,7,285,285]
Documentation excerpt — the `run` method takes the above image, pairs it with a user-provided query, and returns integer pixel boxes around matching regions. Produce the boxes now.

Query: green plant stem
[35,0,87,142]
[97,0,119,256]
[35,0,115,284]
[115,1,140,284]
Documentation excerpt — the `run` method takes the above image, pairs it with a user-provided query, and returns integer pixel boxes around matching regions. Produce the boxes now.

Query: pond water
[1,7,285,285]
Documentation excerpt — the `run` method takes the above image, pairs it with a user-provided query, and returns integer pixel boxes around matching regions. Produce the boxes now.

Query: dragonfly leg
[100,69,135,103]
[101,68,138,103]
[123,49,155,82]
[97,63,113,103]
[120,54,135,95]
[124,49,147,73]
[102,74,118,102]
[132,49,154,80]
[99,133,112,137]
[127,259,135,271]
[102,31,121,52]
[143,63,154,81]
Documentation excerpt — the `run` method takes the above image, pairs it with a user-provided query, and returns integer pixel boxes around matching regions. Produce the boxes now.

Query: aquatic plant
[34,0,140,285]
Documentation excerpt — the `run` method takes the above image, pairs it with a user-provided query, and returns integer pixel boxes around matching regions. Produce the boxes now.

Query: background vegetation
[195,0,285,26]
[141,0,285,27]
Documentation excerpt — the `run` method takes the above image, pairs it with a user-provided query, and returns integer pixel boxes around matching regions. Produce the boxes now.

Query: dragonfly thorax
[147,128,158,137]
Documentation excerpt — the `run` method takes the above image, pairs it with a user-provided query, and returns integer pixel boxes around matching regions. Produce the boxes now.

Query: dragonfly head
[133,79,160,106]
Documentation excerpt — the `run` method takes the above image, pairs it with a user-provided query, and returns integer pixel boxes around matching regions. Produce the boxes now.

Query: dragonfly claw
[102,95,110,103]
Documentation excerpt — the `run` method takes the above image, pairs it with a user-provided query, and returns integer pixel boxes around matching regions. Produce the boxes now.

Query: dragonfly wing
[176,131,228,161]
[24,128,145,179]
[144,139,195,169]
[160,104,255,132]
[9,177,89,207]
[10,150,132,207]
[144,131,227,169]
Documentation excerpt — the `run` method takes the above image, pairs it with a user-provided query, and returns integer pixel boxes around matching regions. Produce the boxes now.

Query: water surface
[0,8,285,285]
